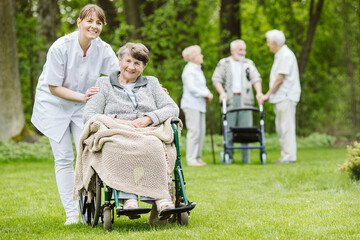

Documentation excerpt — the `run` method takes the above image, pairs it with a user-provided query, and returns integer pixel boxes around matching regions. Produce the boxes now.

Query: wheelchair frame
[220,99,266,164]
[78,120,196,230]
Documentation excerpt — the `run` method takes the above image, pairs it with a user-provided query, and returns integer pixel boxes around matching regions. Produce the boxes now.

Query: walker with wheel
[220,99,267,164]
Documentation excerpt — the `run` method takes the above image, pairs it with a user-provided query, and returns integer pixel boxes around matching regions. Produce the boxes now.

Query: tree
[123,0,144,39]
[37,0,59,63]
[341,0,358,128]
[97,0,120,32]
[219,0,241,57]
[298,0,325,75]
[0,0,25,140]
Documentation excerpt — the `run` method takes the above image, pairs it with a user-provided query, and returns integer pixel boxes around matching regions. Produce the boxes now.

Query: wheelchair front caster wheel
[103,207,112,231]
[169,203,190,226]
[179,211,189,225]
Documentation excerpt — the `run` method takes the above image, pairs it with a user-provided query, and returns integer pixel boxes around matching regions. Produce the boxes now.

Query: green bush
[340,142,360,181]
[0,136,53,162]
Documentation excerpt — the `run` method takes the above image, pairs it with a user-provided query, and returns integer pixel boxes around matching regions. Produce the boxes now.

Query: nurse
[31,4,119,225]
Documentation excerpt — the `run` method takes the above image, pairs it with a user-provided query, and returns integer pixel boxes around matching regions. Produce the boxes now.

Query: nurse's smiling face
[77,12,103,41]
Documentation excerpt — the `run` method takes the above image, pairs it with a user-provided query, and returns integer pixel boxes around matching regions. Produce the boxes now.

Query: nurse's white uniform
[31,31,119,218]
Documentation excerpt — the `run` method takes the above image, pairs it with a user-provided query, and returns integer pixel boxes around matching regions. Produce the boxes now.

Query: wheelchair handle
[171,119,180,124]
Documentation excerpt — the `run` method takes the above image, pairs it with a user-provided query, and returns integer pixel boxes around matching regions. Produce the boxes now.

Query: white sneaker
[197,160,207,166]
[64,216,79,225]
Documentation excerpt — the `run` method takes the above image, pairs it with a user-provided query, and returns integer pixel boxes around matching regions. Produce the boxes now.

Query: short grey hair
[265,29,286,46]
[230,39,246,49]
[116,42,150,66]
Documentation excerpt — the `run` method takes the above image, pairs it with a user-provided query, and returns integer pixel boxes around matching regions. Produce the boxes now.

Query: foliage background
[14,0,360,137]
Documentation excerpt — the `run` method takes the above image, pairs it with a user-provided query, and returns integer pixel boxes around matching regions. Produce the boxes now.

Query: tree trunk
[219,0,241,57]
[123,0,144,39]
[298,0,325,75]
[37,0,59,64]
[97,0,120,32]
[0,0,25,140]
[342,0,358,128]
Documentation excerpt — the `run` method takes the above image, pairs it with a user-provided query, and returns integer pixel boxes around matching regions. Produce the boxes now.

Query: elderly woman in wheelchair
[73,42,195,229]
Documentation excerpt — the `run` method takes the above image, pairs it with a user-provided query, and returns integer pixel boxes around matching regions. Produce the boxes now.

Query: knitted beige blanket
[73,115,182,200]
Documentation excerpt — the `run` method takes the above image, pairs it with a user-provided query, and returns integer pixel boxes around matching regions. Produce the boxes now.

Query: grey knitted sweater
[83,71,179,125]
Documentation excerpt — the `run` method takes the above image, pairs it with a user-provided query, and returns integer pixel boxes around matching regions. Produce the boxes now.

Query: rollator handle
[259,104,263,112]
[222,99,227,114]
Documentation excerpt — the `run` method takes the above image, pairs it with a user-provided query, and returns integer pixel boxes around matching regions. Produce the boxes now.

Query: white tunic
[269,45,301,104]
[180,62,211,113]
[31,31,119,142]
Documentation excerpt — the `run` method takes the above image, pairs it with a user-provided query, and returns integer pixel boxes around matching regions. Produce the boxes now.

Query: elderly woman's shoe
[123,199,141,219]
[156,199,175,220]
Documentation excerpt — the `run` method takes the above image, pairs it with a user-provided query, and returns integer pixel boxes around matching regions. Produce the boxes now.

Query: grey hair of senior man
[116,42,150,66]
[182,45,201,62]
[265,29,286,47]
[230,39,246,49]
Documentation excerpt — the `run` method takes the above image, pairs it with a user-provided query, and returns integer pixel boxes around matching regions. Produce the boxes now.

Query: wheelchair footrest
[116,207,152,217]
[159,202,196,218]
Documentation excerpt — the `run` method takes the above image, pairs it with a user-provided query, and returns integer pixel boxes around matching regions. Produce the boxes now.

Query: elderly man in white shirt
[180,45,213,166]
[263,29,301,163]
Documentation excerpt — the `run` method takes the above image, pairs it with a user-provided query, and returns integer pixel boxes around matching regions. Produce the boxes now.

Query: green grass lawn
[1,136,360,239]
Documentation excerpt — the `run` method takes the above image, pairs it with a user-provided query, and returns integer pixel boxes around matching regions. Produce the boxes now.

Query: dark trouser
[227,95,253,163]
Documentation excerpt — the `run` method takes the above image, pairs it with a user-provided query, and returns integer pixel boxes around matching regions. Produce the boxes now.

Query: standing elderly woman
[180,45,213,167]
[31,4,119,225]
[82,42,179,219]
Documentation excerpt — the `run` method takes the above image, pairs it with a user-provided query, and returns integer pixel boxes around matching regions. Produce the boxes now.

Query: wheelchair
[220,99,266,164]
[78,119,196,230]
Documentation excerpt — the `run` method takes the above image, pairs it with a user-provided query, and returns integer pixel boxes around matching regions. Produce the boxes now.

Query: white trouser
[49,121,82,218]
[273,100,297,161]
[182,108,206,164]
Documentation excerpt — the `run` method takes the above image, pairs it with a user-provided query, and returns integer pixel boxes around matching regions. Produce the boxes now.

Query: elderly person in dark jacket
[83,42,178,219]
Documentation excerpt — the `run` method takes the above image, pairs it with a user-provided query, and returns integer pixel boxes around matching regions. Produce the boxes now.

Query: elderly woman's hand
[114,118,137,127]
[131,116,153,128]
[205,92,213,102]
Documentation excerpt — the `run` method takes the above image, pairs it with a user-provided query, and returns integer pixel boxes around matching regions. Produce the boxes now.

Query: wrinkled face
[231,42,246,60]
[77,12,103,40]
[119,53,145,81]
[267,39,278,53]
[192,52,203,65]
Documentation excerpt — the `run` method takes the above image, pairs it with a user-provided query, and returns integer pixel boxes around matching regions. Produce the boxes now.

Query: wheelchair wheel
[79,174,102,227]
[168,202,190,226]
[260,151,267,165]
[92,174,102,227]
[103,206,112,231]
[79,192,95,225]
[178,210,189,226]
